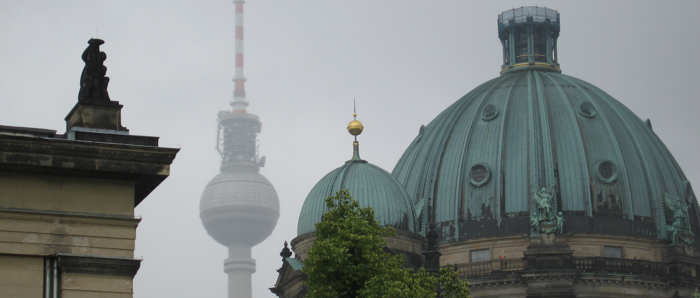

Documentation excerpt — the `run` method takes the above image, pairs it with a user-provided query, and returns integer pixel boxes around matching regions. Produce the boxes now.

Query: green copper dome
[391,6,700,246]
[297,151,417,236]
[392,69,700,245]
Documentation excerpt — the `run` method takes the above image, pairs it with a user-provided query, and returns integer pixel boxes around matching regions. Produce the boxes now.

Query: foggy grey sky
[2,1,700,297]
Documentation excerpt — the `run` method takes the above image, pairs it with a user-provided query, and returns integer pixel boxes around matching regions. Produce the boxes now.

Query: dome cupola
[297,111,416,236]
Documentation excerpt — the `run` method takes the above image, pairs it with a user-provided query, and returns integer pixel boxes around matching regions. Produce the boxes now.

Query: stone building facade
[0,39,178,297]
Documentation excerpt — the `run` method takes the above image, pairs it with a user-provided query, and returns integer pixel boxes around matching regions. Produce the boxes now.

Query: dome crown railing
[498,6,560,31]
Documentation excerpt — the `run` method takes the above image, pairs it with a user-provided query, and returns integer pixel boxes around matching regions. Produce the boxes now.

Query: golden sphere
[347,120,364,136]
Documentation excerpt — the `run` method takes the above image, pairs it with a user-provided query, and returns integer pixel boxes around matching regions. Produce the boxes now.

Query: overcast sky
[2,1,700,297]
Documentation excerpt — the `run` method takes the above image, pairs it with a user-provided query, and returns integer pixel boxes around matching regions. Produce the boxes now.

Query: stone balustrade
[454,256,686,279]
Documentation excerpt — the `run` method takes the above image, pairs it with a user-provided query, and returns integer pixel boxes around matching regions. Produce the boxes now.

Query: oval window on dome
[578,102,597,119]
[592,160,618,184]
[469,164,491,187]
[481,105,499,121]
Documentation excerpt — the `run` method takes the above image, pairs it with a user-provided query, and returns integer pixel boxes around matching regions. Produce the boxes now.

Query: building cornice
[0,208,140,228]
[0,134,179,206]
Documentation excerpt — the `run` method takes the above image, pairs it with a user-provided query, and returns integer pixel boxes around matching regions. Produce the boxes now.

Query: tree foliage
[302,189,470,298]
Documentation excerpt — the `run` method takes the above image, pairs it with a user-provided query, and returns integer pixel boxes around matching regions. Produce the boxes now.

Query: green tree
[302,189,470,298]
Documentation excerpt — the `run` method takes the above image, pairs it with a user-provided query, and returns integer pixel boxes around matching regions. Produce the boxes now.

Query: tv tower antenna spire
[232,0,248,112]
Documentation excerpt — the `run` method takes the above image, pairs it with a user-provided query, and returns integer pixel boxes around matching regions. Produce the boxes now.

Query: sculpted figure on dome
[530,215,540,234]
[664,193,695,245]
[554,212,564,234]
[531,187,563,234]
[534,187,555,219]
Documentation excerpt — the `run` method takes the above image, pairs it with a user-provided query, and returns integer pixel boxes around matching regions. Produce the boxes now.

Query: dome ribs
[446,74,514,240]
[573,80,651,218]
[532,72,559,204]
[298,160,416,236]
[502,73,531,216]
[387,170,419,232]
[393,78,502,235]
[558,74,635,219]
[494,72,533,236]
[297,163,344,235]
[629,102,683,238]
[494,72,523,221]
[574,78,667,237]
[541,73,598,216]
[542,72,606,217]
[526,72,543,215]
[421,77,505,237]
[647,125,688,195]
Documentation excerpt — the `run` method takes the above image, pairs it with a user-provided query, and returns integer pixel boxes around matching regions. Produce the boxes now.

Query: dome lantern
[498,6,560,74]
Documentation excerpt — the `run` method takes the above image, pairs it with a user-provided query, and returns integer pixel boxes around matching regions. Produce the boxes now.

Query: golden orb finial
[348,119,364,136]
[348,100,363,136]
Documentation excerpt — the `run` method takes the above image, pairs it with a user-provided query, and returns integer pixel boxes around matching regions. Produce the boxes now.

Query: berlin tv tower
[200,1,280,298]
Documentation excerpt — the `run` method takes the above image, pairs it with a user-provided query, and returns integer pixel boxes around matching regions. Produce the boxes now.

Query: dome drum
[291,229,425,268]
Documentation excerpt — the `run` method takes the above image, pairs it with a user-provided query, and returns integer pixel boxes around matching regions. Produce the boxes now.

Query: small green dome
[297,158,417,236]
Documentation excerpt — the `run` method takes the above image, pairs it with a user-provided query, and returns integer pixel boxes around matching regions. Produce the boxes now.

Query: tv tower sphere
[200,166,279,247]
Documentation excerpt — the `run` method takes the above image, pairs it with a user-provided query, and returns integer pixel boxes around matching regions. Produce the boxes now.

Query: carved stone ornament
[78,38,110,103]
[531,187,563,234]
[664,193,695,246]
[280,241,293,259]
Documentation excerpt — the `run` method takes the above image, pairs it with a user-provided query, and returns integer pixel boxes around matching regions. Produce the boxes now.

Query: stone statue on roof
[78,38,110,103]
